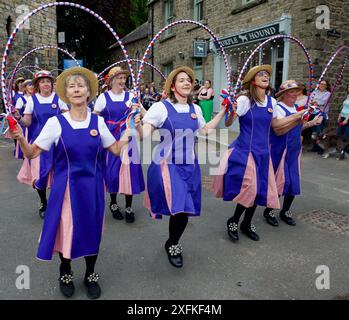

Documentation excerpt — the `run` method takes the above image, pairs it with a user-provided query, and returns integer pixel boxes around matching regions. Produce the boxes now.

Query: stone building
[0,0,58,97]
[107,22,153,87]
[112,0,349,126]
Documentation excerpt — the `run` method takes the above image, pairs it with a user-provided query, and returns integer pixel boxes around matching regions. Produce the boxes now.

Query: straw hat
[165,66,195,95]
[107,66,130,85]
[22,79,33,88]
[14,77,25,85]
[242,65,272,88]
[55,67,98,104]
[32,70,54,87]
[275,80,303,98]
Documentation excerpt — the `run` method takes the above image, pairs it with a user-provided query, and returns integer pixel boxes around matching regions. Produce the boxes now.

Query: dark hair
[14,79,24,92]
[169,72,193,104]
[319,79,331,92]
[34,77,53,93]
[205,80,212,87]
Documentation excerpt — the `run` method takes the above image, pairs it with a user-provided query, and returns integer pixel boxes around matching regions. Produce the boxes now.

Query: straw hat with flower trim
[55,67,98,104]
[165,66,195,95]
[275,80,303,98]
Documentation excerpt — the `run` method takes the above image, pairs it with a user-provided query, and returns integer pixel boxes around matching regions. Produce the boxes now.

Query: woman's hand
[9,123,24,140]
[13,110,22,121]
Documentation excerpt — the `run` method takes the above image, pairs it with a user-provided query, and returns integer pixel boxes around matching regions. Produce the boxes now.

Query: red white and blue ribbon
[8,45,79,109]
[1,2,135,114]
[309,45,349,118]
[98,59,166,83]
[136,20,231,105]
[235,35,313,108]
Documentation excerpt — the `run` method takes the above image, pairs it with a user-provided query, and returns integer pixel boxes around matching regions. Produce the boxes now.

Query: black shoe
[165,240,183,268]
[59,271,75,298]
[84,273,101,299]
[125,207,135,223]
[227,219,239,241]
[38,202,46,219]
[263,210,279,227]
[240,223,260,241]
[280,211,296,226]
[110,203,123,220]
[337,150,345,160]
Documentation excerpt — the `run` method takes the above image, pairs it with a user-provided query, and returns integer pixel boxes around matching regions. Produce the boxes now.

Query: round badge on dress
[191,113,198,119]
[268,108,273,113]
[90,129,99,137]
[51,103,57,109]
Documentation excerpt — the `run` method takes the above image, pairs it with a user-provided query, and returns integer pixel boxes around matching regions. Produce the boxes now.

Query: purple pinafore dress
[213,96,280,209]
[17,93,61,189]
[270,104,302,196]
[99,91,144,195]
[37,113,105,260]
[14,96,28,160]
[145,100,201,218]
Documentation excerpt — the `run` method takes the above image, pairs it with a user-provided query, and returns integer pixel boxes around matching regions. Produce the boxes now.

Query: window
[163,62,173,77]
[164,0,174,36]
[193,58,203,84]
[194,0,203,21]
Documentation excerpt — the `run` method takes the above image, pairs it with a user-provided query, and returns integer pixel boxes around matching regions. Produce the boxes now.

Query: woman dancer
[10,67,140,299]
[94,66,145,223]
[141,66,226,268]
[213,65,306,242]
[15,71,68,218]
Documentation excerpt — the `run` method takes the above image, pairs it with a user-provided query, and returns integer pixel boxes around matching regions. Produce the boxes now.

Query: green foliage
[57,0,148,71]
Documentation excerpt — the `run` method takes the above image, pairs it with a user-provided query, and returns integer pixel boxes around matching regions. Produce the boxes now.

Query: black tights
[264,195,295,215]
[229,203,257,226]
[110,193,133,208]
[59,253,98,278]
[36,188,47,205]
[167,212,189,245]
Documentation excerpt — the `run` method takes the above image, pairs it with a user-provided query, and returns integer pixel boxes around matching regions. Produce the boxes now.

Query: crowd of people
[2,62,348,300]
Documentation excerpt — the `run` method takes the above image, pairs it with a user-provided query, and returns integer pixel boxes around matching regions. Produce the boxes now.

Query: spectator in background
[141,87,152,110]
[309,80,331,153]
[198,80,215,122]
[192,79,201,104]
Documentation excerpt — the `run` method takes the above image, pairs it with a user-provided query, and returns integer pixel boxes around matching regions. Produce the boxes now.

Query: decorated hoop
[1,1,135,114]
[310,45,349,113]
[98,59,166,82]
[5,65,37,85]
[234,35,313,108]
[137,20,231,101]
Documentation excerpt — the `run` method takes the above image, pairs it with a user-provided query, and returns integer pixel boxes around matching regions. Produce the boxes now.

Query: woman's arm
[199,108,226,135]
[9,124,43,158]
[302,115,323,131]
[107,113,142,155]
[15,113,32,127]
[272,110,306,136]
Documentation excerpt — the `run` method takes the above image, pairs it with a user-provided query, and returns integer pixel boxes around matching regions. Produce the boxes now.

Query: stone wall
[0,0,58,89]
[108,37,153,88]
[147,0,349,123]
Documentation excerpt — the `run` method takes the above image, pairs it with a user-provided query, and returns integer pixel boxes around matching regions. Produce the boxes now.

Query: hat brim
[107,69,131,85]
[32,75,54,87]
[242,65,272,88]
[55,67,98,104]
[14,77,25,85]
[275,85,303,98]
[165,66,195,95]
